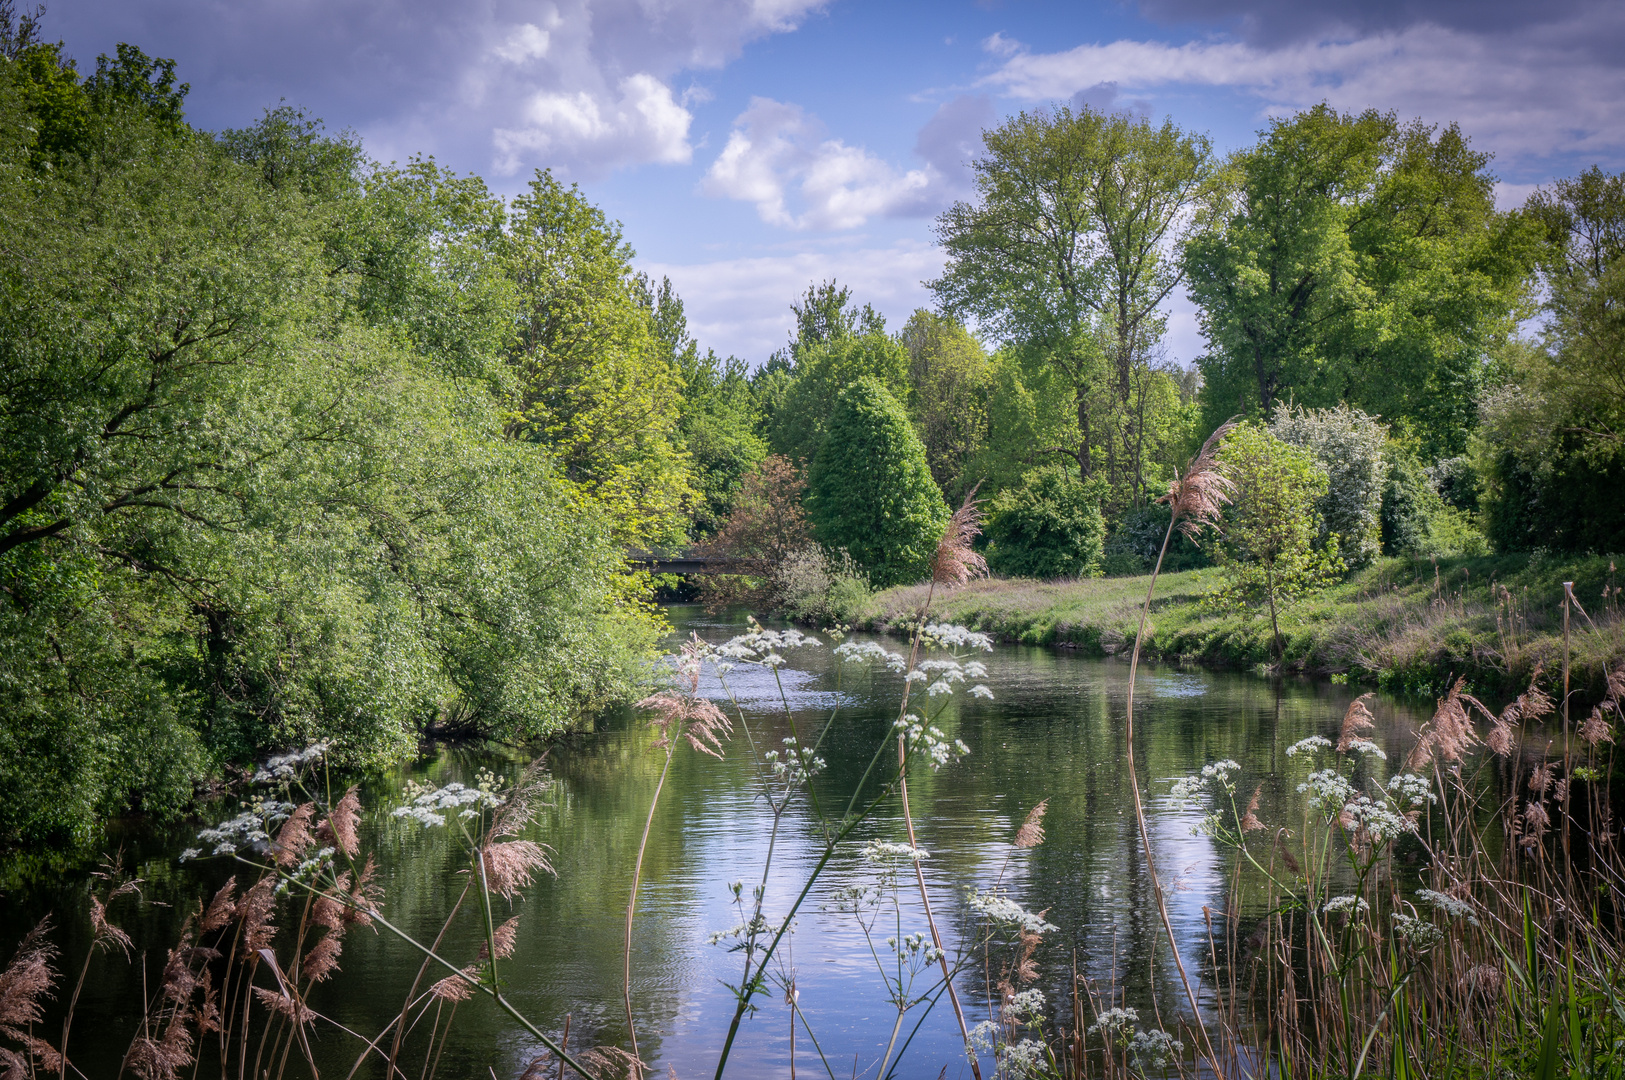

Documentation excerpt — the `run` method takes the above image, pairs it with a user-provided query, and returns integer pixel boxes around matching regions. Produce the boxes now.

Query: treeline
[0,23,709,846]
[688,105,1625,621]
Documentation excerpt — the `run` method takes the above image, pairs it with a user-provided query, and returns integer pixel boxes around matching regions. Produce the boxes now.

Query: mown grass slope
[863,554,1624,702]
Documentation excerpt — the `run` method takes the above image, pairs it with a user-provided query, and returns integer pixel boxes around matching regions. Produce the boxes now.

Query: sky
[43,0,1625,366]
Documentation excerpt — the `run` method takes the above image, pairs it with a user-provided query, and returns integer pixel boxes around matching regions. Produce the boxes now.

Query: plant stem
[1128,518,1223,1076]
[624,741,675,1080]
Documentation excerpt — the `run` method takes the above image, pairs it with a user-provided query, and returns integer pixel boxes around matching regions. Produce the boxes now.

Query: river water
[0,606,1441,1079]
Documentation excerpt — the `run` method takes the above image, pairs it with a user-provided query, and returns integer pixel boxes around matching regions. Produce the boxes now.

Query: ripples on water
[1,606,1444,1078]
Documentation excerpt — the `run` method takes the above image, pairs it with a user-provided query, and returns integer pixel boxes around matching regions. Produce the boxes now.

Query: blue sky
[47,0,1625,364]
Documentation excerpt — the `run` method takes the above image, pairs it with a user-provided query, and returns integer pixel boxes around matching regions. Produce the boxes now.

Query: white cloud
[492,22,554,64]
[978,15,1625,167]
[641,240,945,361]
[703,97,937,229]
[494,73,694,174]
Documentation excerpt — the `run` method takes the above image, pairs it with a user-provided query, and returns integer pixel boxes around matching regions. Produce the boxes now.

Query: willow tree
[931,105,1215,482]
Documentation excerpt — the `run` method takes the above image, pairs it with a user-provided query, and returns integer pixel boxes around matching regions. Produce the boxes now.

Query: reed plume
[1013,799,1048,849]
[274,803,316,868]
[932,482,987,586]
[481,840,554,901]
[0,918,61,1078]
[1160,420,1237,542]
[1335,694,1376,753]
[317,787,361,859]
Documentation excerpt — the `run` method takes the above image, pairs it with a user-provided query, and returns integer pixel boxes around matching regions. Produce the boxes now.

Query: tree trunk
[1075,383,1092,482]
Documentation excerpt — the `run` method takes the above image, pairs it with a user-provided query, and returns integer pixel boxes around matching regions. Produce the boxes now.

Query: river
[0,605,1443,1078]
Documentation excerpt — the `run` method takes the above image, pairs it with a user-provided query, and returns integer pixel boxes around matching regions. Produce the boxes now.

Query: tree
[1214,425,1342,660]
[1525,166,1625,444]
[806,380,947,588]
[506,171,692,546]
[767,327,909,466]
[899,309,991,499]
[984,467,1106,579]
[1185,106,1540,457]
[932,105,1215,480]
[1268,403,1390,569]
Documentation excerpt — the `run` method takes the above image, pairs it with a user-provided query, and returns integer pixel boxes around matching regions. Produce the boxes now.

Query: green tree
[806,380,947,588]
[1214,425,1342,660]
[1185,106,1539,456]
[506,171,692,546]
[984,466,1106,579]
[932,105,1215,480]
[899,309,991,499]
[767,327,909,466]
[638,275,766,538]
[1268,402,1389,569]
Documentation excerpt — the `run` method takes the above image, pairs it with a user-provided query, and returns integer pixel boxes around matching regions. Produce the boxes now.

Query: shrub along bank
[862,553,1624,703]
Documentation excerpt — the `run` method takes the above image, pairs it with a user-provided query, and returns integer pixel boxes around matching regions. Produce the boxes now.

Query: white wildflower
[1286,735,1332,758]
[1392,912,1445,948]
[1415,889,1480,926]
[1129,1029,1183,1070]
[1386,773,1437,808]
[1088,1007,1139,1036]
[1322,895,1370,918]
[967,888,1057,936]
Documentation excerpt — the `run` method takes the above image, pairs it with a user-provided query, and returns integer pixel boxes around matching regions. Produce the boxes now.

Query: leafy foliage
[1212,425,1343,657]
[1185,106,1540,458]
[984,467,1107,580]
[806,380,947,589]
[1268,403,1390,569]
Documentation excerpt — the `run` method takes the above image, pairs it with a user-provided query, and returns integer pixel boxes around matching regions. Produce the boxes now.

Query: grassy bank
[862,553,1625,701]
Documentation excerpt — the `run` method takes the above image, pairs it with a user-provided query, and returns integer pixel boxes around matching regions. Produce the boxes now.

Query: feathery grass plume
[200,878,237,934]
[1336,693,1377,753]
[1241,786,1266,833]
[250,985,316,1024]
[1579,705,1615,745]
[1160,419,1237,541]
[274,802,317,868]
[301,932,343,984]
[933,482,987,586]
[123,1013,193,1080]
[520,1046,643,1080]
[477,916,521,962]
[88,896,134,959]
[491,756,554,839]
[636,637,733,758]
[316,787,361,859]
[0,918,61,1077]
[235,878,278,956]
[482,840,554,901]
[1404,678,1491,771]
[1013,799,1048,849]
[1529,761,1556,795]
[1274,829,1302,876]
[191,971,220,1038]
[430,965,480,1002]
[342,856,381,926]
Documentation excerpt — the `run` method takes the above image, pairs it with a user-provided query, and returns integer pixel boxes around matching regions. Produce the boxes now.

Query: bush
[1104,501,1214,574]
[984,467,1106,579]
[774,545,873,626]
[1381,445,1489,557]
[1269,402,1389,570]
[806,379,948,589]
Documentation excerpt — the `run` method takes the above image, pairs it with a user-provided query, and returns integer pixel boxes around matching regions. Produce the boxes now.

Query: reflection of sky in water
[1148,673,1208,698]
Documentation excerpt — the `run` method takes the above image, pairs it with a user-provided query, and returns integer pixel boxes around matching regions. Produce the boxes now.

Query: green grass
[863,553,1625,702]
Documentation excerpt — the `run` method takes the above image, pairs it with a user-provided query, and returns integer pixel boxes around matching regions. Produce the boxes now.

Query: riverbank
[862,553,1624,701]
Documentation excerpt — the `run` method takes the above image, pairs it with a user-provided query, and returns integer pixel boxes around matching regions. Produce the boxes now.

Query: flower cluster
[833,640,905,671]
[1416,889,1480,926]
[713,626,821,670]
[764,737,826,783]
[254,742,331,785]
[1088,1007,1139,1036]
[1386,772,1437,808]
[391,781,507,828]
[1286,735,1332,758]
[999,1038,1047,1075]
[1392,912,1445,949]
[190,798,296,857]
[1129,1029,1184,1071]
[886,931,944,966]
[1298,769,1357,811]
[1322,895,1370,918]
[1005,988,1045,1022]
[1170,759,1241,806]
[893,714,971,770]
[863,840,929,863]
[275,846,338,895]
[967,888,1058,936]
[1339,795,1416,845]
[919,623,995,651]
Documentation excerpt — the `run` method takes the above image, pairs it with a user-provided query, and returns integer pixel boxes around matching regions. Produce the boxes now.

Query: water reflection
[0,606,1442,1078]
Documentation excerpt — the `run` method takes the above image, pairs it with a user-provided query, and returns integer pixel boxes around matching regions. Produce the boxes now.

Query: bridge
[625,551,753,575]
